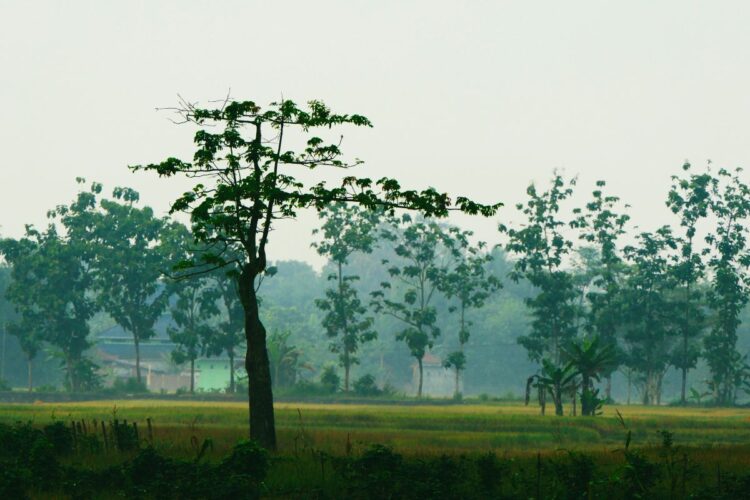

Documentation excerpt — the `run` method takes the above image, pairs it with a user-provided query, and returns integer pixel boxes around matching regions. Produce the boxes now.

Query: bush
[320,365,340,393]
[276,380,335,398]
[0,379,10,391]
[112,377,149,394]
[42,422,74,456]
[353,374,382,397]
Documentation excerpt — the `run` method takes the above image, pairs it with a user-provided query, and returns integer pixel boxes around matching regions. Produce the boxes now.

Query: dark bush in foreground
[2,420,750,499]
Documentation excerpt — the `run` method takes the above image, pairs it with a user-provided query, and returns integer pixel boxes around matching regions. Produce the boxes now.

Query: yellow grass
[1,399,748,458]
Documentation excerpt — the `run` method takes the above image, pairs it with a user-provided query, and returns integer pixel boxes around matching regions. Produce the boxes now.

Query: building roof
[95,314,177,361]
[96,315,176,341]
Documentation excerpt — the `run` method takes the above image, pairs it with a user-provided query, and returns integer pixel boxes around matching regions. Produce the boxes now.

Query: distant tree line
[2,95,750,450]
[308,164,750,413]
[2,163,750,417]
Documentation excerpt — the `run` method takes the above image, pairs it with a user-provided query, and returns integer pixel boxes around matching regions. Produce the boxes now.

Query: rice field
[0,399,748,458]
[2,400,750,497]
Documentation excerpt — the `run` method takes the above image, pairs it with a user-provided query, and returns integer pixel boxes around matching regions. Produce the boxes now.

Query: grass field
[2,400,750,498]
[0,399,748,457]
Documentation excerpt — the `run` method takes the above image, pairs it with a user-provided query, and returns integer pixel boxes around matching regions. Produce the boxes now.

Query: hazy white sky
[2,1,749,268]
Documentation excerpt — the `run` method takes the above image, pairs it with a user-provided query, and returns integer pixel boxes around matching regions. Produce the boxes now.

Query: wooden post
[101,420,109,451]
[146,418,153,445]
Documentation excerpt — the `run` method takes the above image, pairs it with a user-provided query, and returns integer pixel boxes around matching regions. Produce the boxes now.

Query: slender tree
[574,181,630,400]
[500,174,578,365]
[371,216,448,397]
[620,228,678,405]
[132,97,499,448]
[90,188,174,385]
[666,162,711,404]
[313,203,379,391]
[704,168,750,405]
[437,228,500,398]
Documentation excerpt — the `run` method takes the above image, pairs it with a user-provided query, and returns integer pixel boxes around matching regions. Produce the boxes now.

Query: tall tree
[371,216,448,397]
[704,168,750,405]
[91,188,174,385]
[574,181,629,400]
[436,228,500,398]
[620,227,678,405]
[313,203,379,391]
[500,174,578,365]
[0,225,98,391]
[132,97,499,449]
[665,162,711,404]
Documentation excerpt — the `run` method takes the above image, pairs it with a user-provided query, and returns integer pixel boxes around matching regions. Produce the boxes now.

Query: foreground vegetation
[0,400,749,498]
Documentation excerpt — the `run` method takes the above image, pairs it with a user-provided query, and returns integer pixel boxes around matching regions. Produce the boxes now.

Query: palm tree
[564,336,618,415]
[267,330,305,389]
[526,359,577,416]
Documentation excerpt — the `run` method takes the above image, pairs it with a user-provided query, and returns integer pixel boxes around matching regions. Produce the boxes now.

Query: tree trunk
[454,368,460,399]
[681,280,691,405]
[572,390,577,416]
[344,359,350,393]
[339,262,351,393]
[66,356,78,393]
[606,375,612,402]
[190,358,195,394]
[627,370,632,405]
[554,390,563,416]
[656,372,663,406]
[539,388,546,416]
[239,268,276,450]
[680,360,687,405]
[581,375,590,416]
[228,350,235,393]
[27,357,33,392]
[417,357,424,398]
[134,334,142,384]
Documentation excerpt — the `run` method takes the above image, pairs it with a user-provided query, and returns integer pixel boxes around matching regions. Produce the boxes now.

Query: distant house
[95,315,178,387]
[95,316,242,393]
[195,358,246,392]
[410,353,459,398]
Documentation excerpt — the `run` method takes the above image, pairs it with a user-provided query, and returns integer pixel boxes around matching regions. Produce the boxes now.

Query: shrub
[217,440,269,499]
[0,379,10,391]
[339,444,404,498]
[353,374,381,397]
[476,452,509,497]
[112,377,149,394]
[320,365,340,393]
[42,422,74,456]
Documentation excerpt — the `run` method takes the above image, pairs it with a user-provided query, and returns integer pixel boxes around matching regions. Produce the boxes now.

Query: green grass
[0,399,748,458]
[2,400,750,498]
